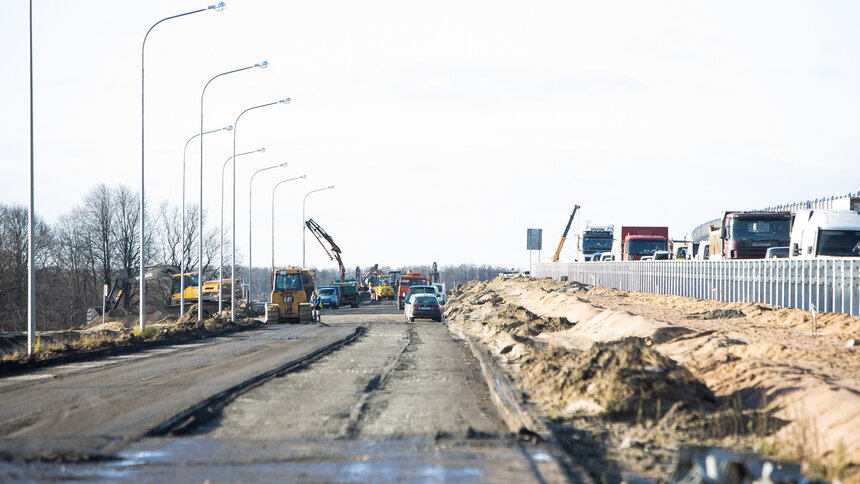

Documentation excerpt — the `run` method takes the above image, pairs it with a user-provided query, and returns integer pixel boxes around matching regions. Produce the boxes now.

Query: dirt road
[0,302,579,483]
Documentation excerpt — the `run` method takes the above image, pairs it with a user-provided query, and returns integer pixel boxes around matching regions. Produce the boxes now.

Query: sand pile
[445,275,860,482]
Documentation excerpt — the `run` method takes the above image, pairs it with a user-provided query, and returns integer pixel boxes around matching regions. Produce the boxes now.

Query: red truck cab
[621,226,670,261]
[397,272,427,309]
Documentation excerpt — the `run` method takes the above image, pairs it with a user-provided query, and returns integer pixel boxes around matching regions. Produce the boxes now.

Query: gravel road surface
[0,302,579,483]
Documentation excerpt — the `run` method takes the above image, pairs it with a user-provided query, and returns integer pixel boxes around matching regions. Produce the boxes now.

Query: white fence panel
[533,259,860,316]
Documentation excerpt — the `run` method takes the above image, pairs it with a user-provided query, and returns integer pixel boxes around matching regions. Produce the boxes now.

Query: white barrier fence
[533,260,860,316]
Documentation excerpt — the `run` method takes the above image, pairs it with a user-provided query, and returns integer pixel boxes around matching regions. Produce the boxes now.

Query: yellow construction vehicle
[373,274,395,300]
[170,274,243,313]
[267,268,315,323]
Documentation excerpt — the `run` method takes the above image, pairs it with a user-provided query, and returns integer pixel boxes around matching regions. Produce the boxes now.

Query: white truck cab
[790,210,860,259]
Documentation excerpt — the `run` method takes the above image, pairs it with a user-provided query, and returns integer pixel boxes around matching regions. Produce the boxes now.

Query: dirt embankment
[445,275,860,482]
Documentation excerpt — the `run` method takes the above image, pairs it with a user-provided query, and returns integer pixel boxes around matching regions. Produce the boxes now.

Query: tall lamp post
[271,175,307,278]
[198,60,268,322]
[219,148,265,314]
[27,0,35,354]
[230,98,291,321]
[248,163,288,303]
[141,2,225,332]
[180,125,232,317]
[302,186,335,267]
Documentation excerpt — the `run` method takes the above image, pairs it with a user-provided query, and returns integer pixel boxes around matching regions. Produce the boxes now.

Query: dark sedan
[405,295,442,322]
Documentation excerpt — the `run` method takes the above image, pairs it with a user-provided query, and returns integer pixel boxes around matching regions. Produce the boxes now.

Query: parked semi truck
[576,225,614,261]
[619,226,669,261]
[709,211,791,260]
[789,210,860,259]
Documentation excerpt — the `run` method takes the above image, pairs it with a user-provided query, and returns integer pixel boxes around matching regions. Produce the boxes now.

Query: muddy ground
[444,275,860,483]
[0,304,260,370]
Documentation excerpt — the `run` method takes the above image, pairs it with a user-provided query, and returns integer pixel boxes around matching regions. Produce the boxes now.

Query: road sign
[527,229,542,250]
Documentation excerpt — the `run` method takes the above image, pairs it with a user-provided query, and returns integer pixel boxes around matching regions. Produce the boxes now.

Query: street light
[198,61,268,322]
[180,125,232,317]
[140,2,225,332]
[248,163,289,303]
[271,175,307,279]
[219,147,265,314]
[27,0,34,354]
[302,186,335,267]
[230,98,291,321]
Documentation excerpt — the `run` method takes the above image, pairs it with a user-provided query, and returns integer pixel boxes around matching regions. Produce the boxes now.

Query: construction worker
[310,290,322,322]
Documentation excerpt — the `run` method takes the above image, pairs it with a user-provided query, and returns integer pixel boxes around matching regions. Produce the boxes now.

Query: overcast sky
[2,1,859,271]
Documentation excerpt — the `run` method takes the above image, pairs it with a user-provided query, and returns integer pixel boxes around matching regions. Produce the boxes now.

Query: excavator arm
[305,218,346,282]
[552,205,580,263]
[89,264,181,322]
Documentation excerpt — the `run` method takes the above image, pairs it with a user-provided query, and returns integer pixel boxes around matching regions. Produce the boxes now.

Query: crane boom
[305,218,346,282]
[552,205,580,262]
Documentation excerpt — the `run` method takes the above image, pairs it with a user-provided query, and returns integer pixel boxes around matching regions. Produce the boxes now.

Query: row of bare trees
[0,183,232,332]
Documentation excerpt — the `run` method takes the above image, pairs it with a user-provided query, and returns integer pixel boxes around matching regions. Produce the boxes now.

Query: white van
[432,282,447,304]
[790,210,860,259]
[694,241,710,260]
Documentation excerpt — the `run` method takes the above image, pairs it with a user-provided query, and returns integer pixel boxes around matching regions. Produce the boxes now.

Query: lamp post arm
[141,5,215,332]
[248,163,287,302]
[271,175,306,277]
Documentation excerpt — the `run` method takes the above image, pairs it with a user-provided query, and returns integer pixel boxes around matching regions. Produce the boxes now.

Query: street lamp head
[280,97,292,104]
[301,174,307,179]
[257,147,266,153]
[208,2,226,11]
[224,125,234,131]
[256,61,269,69]
[328,185,335,189]
[279,162,288,167]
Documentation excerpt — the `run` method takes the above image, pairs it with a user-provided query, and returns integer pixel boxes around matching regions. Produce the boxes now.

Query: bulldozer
[267,268,316,323]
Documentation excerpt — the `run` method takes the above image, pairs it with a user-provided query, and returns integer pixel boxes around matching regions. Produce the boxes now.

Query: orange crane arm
[552,205,580,262]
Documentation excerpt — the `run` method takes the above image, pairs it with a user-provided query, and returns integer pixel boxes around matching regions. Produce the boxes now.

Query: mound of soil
[495,305,575,338]
[518,337,714,418]
[445,275,860,482]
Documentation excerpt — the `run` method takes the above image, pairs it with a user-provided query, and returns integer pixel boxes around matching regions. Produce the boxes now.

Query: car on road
[317,286,340,309]
[404,294,442,322]
[765,247,790,259]
[403,285,439,307]
[653,250,671,260]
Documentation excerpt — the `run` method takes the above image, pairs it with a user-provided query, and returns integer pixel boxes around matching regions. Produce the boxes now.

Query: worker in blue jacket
[310,290,322,322]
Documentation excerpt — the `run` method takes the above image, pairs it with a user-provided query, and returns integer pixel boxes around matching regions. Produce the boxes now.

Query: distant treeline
[1,183,513,333]
[0,183,231,333]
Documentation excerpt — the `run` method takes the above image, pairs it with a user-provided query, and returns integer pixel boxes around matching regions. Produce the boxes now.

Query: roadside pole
[102,284,108,331]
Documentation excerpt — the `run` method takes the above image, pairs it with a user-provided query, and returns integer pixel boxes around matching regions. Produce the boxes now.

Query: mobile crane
[552,205,580,262]
[305,218,346,282]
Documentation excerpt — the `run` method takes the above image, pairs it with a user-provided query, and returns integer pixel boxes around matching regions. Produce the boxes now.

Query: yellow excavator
[169,274,243,314]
